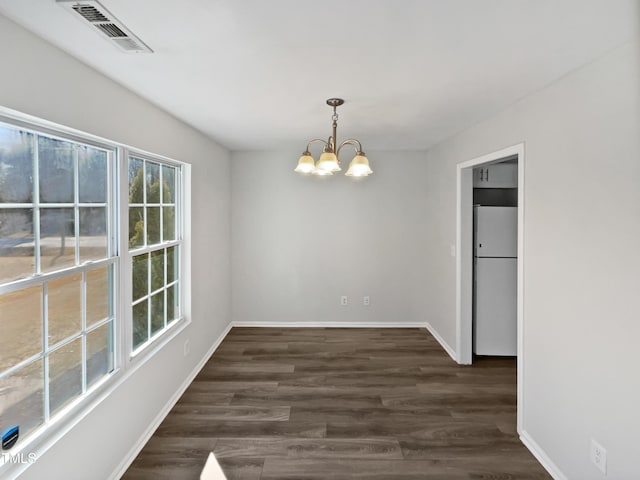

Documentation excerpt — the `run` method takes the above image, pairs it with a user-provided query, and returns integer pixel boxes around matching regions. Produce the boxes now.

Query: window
[0,113,186,462]
[0,123,115,442]
[128,156,181,352]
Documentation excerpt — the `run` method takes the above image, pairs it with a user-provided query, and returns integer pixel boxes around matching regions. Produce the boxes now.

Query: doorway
[455,143,525,433]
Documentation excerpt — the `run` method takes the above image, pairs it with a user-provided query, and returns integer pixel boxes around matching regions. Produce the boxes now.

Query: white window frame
[121,149,187,360]
[0,108,191,478]
[0,115,120,470]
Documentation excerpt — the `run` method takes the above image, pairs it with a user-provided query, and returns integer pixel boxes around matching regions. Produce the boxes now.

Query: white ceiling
[0,0,637,151]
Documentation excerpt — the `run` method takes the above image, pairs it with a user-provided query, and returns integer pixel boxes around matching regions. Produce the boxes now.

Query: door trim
[455,142,525,433]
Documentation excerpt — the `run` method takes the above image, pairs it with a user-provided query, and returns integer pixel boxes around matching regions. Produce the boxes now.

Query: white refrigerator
[473,206,517,356]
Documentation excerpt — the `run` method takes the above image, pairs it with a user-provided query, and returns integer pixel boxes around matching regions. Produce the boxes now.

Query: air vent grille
[95,23,127,38]
[57,0,153,53]
[71,5,108,22]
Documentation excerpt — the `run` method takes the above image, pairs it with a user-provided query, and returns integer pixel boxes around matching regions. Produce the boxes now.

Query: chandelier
[294,98,373,177]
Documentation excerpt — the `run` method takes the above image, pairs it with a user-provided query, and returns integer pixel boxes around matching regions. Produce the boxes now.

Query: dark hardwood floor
[122,327,551,479]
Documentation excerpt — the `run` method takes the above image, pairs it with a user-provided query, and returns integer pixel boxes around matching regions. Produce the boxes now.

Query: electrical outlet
[183,339,190,357]
[590,438,607,474]
[363,296,370,306]
[340,296,348,306]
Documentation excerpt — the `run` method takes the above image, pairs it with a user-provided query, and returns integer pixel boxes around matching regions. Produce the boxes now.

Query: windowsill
[130,315,189,361]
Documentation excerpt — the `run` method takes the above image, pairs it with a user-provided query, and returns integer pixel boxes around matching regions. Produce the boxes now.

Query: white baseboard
[231,321,427,328]
[424,321,457,362]
[109,323,232,480]
[520,430,567,480]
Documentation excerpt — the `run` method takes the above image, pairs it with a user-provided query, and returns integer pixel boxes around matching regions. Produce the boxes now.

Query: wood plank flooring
[122,328,551,479]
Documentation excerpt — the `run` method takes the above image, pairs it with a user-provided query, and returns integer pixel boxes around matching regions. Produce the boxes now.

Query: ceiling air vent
[57,0,153,53]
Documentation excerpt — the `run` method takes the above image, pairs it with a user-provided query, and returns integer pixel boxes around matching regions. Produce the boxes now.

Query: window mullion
[177,166,182,321]
[118,147,131,368]
[81,271,87,394]
[0,257,117,295]
[109,148,119,372]
[164,247,167,328]
[108,149,115,258]
[143,160,151,342]
[74,146,80,267]
[126,240,181,256]
[159,165,164,244]
[33,135,41,275]
[176,167,181,241]
[42,282,50,422]
[147,255,151,342]
[0,203,34,208]
[142,160,147,248]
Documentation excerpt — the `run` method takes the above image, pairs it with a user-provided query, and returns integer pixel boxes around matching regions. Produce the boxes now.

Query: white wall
[424,37,640,478]
[231,150,429,326]
[0,15,231,480]
[4,7,638,479]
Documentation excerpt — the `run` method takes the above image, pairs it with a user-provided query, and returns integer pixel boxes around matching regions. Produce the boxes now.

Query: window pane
[128,157,144,203]
[87,322,113,388]
[128,207,144,249]
[49,338,82,415]
[146,207,160,245]
[150,249,164,292]
[78,146,107,203]
[161,165,175,204]
[132,300,148,350]
[166,246,177,284]
[86,266,109,327]
[0,208,35,283]
[162,206,175,241]
[0,121,118,447]
[38,137,74,203]
[132,253,148,302]
[48,273,82,346]
[0,126,33,203]
[129,158,180,352]
[146,162,160,203]
[0,285,43,372]
[150,291,164,335]
[40,207,75,273]
[0,360,44,442]
[167,284,177,322]
[79,207,107,263]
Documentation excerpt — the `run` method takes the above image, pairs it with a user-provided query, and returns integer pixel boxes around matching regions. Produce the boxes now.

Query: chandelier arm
[305,138,329,152]
[337,139,364,155]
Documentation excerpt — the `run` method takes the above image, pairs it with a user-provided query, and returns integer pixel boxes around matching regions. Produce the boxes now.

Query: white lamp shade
[316,150,341,173]
[345,153,373,176]
[294,153,315,173]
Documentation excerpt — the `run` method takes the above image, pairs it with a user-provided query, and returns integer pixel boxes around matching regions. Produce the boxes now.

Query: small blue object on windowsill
[2,426,19,450]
